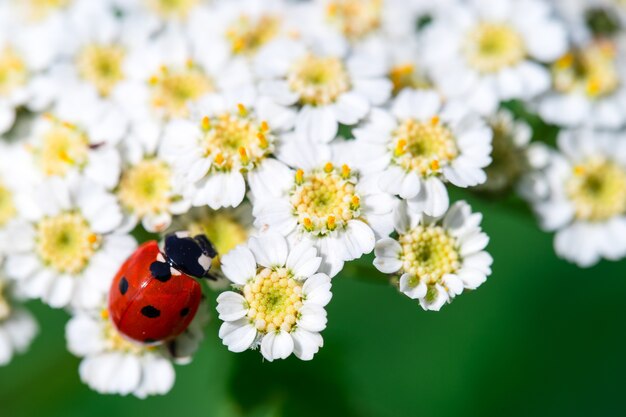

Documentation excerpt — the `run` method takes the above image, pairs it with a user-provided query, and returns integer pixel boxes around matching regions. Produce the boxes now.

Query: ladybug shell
[108,241,202,345]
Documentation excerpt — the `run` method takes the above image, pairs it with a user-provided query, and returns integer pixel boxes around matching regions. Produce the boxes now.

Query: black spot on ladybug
[118,277,129,295]
[150,261,171,282]
[141,305,161,318]
[180,307,190,317]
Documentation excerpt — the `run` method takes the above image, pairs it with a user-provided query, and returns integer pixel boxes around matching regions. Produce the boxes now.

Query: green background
[1,190,625,417]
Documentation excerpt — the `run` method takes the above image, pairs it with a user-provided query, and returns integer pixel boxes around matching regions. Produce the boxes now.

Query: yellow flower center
[288,55,351,106]
[149,64,213,118]
[463,23,526,73]
[391,117,458,176]
[36,213,100,275]
[188,212,248,258]
[226,14,281,56]
[567,157,626,222]
[552,41,620,99]
[145,0,199,19]
[0,182,16,227]
[201,107,273,172]
[37,119,90,177]
[388,63,431,96]
[399,225,461,286]
[101,309,151,353]
[290,163,361,235]
[19,0,72,21]
[0,47,27,96]
[76,44,125,97]
[326,0,382,40]
[118,159,172,218]
[0,280,11,322]
[243,267,303,334]
[480,115,527,192]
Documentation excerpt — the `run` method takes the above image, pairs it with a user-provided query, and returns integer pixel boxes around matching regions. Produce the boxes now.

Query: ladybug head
[163,232,217,278]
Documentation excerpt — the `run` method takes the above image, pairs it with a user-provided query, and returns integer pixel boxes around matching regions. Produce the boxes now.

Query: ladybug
[108,232,217,345]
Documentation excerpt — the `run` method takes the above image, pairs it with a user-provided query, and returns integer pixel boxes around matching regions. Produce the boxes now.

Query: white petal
[302,273,332,307]
[373,238,402,273]
[286,241,322,279]
[216,292,249,321]
[220,245,257,285]
[248,232,289,267]
[260,331,294,361]
[219,319,257,353]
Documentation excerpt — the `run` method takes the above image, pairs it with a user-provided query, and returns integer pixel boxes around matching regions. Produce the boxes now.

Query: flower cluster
[0,0,624,398]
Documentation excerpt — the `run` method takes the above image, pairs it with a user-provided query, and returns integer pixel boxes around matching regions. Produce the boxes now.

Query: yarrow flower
[161,94,294,209]
[253,140,396,276]
[353,89,492,217]
[521,129,626,267]
[0,276,38,366]
[255,37,392,143]
[538,39,626,129]
[374,201,493,311]
[422,0,567,114]
[66,299,209,397]
[4,178,136,309]
[23,113,122,190]
[217,233,332,361]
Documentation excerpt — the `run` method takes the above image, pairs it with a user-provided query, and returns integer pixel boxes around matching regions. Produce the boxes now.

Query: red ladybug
[108,232,217,345]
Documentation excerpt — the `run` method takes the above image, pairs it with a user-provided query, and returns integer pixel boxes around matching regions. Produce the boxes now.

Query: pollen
[463,23,526,73]
[19,0,72,22]
[391,118,458,176]
[149,64,213,118]
[201,107,274,173]
[102,310,148,354]
[37,118,90,177]
[388,63,431,95]
[566,157,626,221]
[325,0,382,41]
[399,225,461,286]
[145,0,199,19]
[118,159,173,218]
[287,54,351,106]
[76,44,125,97]
[0,181,17,227]
[225,14,280,56]
[0,46,27,97]
[187,210,250,269]
[243,267,303,334]
[552,41,620,99]
[36,213,100,274]
[290,164,361,235]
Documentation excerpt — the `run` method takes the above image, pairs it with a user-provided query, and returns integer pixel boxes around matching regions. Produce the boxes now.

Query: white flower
[0,143,39,254]
[23,113,122,190]
[422,0,567,114]
[477,109,535,193]
[0,277,38,366]
[374,201,493,311]
[117,25,253,152]
[28,1,157,143]
[187,0,288,67]
[118,139,191,233]
[255,37,392,143]
[160,93,294,210]
[4,178,136,309]
[520,129,626,267]
[252,139,396,277]
[352,89,492,217]
[217,232,332,361]
[538,39,626,130]
[65,300,209,398]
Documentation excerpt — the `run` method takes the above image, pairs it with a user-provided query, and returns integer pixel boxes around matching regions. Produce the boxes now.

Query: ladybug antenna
[163,232,217,279]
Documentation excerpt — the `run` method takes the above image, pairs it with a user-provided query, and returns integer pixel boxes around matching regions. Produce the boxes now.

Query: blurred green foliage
[1,187,625,417]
